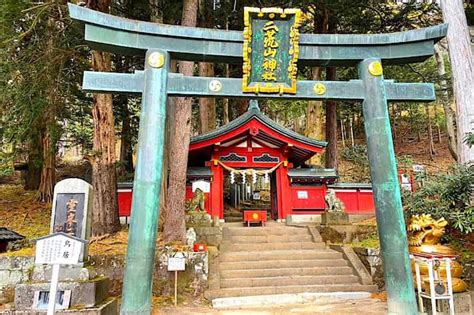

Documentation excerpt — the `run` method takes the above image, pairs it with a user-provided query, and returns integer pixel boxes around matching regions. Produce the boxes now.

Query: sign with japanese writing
[242,7,302,94]
[35,233,86,265]
[50,178,92,241]
[297,190,308,199]
[412,164,426,173]
[192,180,210,193]
[168,252,186,271]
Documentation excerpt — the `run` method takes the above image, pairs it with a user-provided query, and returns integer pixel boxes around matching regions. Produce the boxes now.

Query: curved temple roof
[190,101,326,166]
[191,102,327,149]
[68,4,447,66]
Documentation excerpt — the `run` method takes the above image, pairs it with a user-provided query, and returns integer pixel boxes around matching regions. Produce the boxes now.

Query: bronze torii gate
[68,4,447,315]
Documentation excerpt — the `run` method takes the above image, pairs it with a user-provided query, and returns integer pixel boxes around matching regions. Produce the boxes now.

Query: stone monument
[13,179,118,314]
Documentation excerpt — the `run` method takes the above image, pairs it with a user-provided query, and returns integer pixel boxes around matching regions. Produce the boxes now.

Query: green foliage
[350,232,380,249]
[0,0,88,168]
[466,3,474,26]
[342,144,369,166]
[403,164,474,234]
[464,132,474,148]
[262,99,306,128]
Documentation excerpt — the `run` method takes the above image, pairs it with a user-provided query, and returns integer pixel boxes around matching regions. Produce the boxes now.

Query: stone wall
[353,247,384,290]
[0,257,34,304]
[317,225,377,244]
[194,226,223,247]
[0,250,208,305]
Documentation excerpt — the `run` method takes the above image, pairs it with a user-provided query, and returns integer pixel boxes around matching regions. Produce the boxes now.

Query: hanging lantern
[252,169,257,184]
[230,170,235,184]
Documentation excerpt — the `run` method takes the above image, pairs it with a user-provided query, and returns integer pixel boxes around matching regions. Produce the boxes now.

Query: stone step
[205,284,378,299]
[220,266,354,279]
[223,217,242,223]
[220,274,359,288]
[219,259,349,271]
[224,214,242,218]
[225,234,313,243]
[220,241,325,252]
[220,250,342,262]
[211,292,374,309]
[223,226,309,236]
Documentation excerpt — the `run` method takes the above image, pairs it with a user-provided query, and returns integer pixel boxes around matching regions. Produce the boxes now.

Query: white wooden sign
[35,233,87,315]
[192,180,210,193]
[168,252,186,307]
[35,233,86,265]
[297,190,308,199]
[400,173,412,191]
[413,164,426,173]
[168,257,186,271]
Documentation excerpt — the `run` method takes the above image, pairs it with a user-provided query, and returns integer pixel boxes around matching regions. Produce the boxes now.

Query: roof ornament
[248,99,260,111]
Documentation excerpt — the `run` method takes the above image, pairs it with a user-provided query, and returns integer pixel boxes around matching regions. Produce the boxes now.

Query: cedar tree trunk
[25,135,43,190]
[440,0,474,163]
[163,0,198,243]
[88,0,120,236]
[119,104,134,174]
[305,67,325,166]
[325,67,338,168]
[198,62,216,134]
[38,128,55,203]
[434,44,458,161]
[223,64,230,124]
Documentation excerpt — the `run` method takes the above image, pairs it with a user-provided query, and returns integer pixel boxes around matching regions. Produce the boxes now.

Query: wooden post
[174,270,178,307]
[120,50,169,314]
[47,264,60,315]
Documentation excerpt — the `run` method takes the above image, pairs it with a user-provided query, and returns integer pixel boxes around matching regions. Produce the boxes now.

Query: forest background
[1,0,473,243]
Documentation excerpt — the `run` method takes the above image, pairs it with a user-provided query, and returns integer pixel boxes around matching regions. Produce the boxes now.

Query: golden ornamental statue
[407,214,468,293]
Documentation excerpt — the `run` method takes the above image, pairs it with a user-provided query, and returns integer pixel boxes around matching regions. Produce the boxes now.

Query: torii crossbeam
[68,4,447,314]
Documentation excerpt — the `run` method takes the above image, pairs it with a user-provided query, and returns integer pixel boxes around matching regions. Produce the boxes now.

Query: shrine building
[118,101,375,222]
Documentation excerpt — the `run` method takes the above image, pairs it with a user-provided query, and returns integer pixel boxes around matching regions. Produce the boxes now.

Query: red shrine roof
[189,101,327,167]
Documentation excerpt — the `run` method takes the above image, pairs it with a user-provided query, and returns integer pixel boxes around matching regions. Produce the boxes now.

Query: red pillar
[276,164,292,220]
[210,161,224,219]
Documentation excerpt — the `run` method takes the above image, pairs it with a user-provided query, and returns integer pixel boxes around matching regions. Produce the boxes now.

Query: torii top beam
[68,4,447,66]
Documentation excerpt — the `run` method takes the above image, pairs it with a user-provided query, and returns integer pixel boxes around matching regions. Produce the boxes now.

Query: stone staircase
[206,223,377,300]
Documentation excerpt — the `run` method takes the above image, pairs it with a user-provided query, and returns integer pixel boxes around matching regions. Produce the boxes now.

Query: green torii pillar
[68,4,447,314]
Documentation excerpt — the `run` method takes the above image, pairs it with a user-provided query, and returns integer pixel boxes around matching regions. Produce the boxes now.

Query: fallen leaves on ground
[371,291,387,302]
[0,184,50,239]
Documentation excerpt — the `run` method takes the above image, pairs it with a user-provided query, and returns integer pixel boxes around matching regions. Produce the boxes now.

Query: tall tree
[305,6,327,166]
[198,62,217,134]
[305,67,325,166]
[440,0,474,163]
[163,0,199,243]
[198,1,216,134]
[325,67,338,168]
[1,0,83,201]
[434,44,458,160]
[86,0,121,235]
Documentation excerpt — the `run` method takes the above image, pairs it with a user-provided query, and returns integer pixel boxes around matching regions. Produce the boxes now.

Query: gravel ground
[154,298,387,314]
